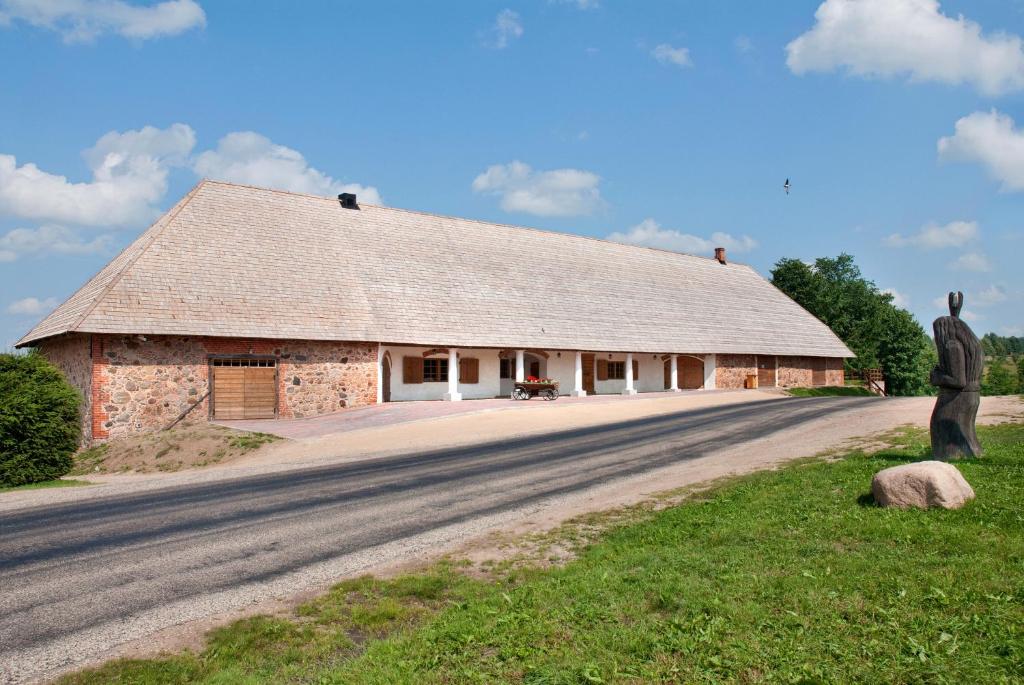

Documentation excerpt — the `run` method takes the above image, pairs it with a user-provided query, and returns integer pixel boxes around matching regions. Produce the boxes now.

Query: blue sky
[2,0,1023,349]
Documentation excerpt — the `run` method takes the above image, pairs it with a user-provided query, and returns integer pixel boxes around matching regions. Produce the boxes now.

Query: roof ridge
[198,178,753,268]
[67,180,207,334]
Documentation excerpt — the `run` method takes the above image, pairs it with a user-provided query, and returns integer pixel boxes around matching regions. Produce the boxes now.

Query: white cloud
[607,218,757,256]
[960,310,982,322]
[488,8,522,49]
[949,252,992,272]
[193,131,382,204]
[938,110,1024,191]
[6,296,58,315]
[0,122,195,227]
[551,0,598,8]
[1001,325,1023,336]
[472,160,603,217]
[786,0,1024,96]
[651,43,692,68]
[882,287,910,308]
[975,284,1008,306]
[734,35,754,54]
[935,286,1010,314]
[884,220,977,248]
[0,224,113,261]
[0,0,206,43]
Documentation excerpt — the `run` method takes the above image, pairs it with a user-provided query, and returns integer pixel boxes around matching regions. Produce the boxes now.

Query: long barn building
[18,180,852,443]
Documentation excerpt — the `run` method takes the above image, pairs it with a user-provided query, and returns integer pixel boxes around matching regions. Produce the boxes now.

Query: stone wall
[777,356,845,388]
[89,335,377,441]
[37,333,93,444]
[716,354,756,389]
[824,358,845,386]
[717,354,845,390]
[777,356,813,388]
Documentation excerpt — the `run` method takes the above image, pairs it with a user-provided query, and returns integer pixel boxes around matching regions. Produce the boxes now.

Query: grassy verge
[71,425,281,475]
[0,478,91,493]
[787,385,876,397]
[61,423,1024,684]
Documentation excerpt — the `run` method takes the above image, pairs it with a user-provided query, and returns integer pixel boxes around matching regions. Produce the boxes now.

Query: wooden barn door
[212,358,277,419]
[581,354,595,394]
[679,357,704,389]
[757,356,776,388]
[811,358,827,386]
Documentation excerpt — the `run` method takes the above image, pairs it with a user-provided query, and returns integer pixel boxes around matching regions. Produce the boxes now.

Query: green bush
[0,352,81,487]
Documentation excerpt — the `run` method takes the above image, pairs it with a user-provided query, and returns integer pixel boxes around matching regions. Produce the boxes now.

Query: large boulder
[871,461,975,510]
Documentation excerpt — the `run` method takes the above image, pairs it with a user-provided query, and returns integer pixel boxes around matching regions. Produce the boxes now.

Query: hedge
[0,352,81,487]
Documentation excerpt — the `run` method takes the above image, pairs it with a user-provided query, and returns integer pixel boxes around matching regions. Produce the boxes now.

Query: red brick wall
[36,333,94,445]
[82,335,377,441]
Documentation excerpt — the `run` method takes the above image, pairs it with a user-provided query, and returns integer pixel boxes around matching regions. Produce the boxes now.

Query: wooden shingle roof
[19,180,853,357]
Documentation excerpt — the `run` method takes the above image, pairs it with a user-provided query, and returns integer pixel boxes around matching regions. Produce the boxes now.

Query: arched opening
[523,352,546,379]
[664,356,705,390]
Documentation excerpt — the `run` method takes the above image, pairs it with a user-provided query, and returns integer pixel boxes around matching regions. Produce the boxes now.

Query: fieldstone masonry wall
[716,354,845,390]
[715,354,756,389]
[59,335,376,442]
[37,333,93,444]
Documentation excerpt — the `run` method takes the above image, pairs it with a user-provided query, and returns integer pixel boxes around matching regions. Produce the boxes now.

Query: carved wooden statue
[929,291,983,459]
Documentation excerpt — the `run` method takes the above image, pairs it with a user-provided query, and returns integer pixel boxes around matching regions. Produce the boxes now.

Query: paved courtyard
[217,390,731,439]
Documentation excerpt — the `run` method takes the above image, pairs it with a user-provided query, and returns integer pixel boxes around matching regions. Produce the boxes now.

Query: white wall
[383,346,501,401]
[703,353,716,390]
[382,346,714,401]
[544,353,575,395]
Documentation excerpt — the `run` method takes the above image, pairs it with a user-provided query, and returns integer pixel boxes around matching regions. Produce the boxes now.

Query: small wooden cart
[512,380,559,401]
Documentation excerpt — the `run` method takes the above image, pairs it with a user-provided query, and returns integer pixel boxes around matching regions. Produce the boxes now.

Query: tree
[1018,356,1024,393]
[771,254,889,370]
[0,352,81,487]
[982,357,1019,396]
[878,308,934,396]
[771,253,934,395]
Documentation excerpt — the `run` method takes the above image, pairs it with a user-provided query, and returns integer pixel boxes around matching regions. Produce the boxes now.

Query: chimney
[714,247,727,264]
[338,192,358,210]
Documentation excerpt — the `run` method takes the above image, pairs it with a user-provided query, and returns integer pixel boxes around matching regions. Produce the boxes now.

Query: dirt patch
[72,424,281,475]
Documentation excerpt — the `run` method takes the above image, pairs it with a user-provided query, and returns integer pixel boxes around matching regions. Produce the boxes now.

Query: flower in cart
[526,375,540,382]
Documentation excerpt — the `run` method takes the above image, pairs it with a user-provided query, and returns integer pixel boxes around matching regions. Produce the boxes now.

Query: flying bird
[783,178,791,195]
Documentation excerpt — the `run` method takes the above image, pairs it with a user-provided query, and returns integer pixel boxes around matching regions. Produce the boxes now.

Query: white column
[670,354,680,392]
[703,353,717,390]
[444,348,462,401]
[573,351,586,397]
[376,343,384,404]
[623,352,637,395]
[515,349,525,382]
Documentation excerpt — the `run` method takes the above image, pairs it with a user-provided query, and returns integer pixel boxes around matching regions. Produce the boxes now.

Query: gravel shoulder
[0,390,777,512]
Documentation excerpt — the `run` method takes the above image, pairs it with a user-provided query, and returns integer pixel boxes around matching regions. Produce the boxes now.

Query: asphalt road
[0,396,874,682]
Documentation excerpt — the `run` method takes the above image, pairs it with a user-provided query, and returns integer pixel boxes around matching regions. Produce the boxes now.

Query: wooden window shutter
[459,357,479,384]
[597,358,609,381]
[403,356,423,384]
[632,359,639,381]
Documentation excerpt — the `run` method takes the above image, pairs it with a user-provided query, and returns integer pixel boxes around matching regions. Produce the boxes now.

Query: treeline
[771,254,935,396]
[978,334,1024,396]
[980,356,1024,396]
[981,333,1024,358]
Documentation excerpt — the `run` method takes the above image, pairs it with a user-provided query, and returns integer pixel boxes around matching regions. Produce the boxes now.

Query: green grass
[228,431,281,451]
[60,424,1024,684]
[787,385,876,397]
[0,478,91,493]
